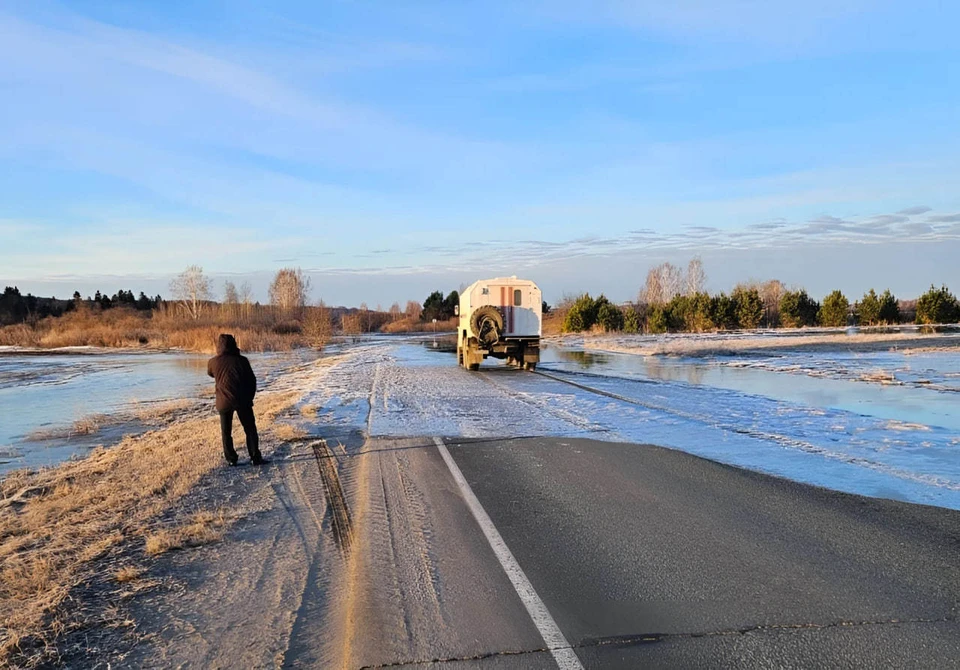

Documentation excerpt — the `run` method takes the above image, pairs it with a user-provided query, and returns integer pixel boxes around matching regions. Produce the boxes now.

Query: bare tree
[389,302,402,321]
[238,282,253,321]
[759,279,785,327]
[661,262,684,300]
[169,265,212,320]
[405,300,422,320]
[303,300,332,348]
[639,266,663,305]
[269,268,311,318]
[359,302,368,332]
[686,256,706,296]
[640,262,683,305]
[341,312,362,335]
[222,281,238,320]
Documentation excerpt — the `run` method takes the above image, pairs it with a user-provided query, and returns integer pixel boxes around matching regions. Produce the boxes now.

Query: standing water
[0,349,210,474]
[541,346,960,431]
[533,339,960,509]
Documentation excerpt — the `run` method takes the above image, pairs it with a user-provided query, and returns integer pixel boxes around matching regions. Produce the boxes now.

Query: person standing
[207,333,266,466]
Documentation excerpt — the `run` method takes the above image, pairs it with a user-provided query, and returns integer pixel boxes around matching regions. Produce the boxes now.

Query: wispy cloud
[304,206,960,278]
[898,206,932,216]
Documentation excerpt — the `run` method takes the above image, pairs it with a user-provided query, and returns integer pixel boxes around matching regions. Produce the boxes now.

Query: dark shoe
[226,460,238,467]
[251,458,270,466]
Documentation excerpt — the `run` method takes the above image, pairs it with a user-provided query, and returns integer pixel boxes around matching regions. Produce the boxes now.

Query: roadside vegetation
[0,389,301,667]
[5,263,957,346]
[0,269,463,352]
[549,257,958,335]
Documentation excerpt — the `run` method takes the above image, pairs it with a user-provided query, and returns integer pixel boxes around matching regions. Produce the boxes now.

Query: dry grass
[144,509,227,556]
[541,311,565,337]
[300,404,319,418]
[24,414,111,442]
[131,398,198,424]
[271,423,309,441]
[0,307,306,353]
[25,403,199,443]
[380,316,457,334]
[0,390,298,667]
[71,415,104,436]
[114,566,142,584]
[161,325,305,354]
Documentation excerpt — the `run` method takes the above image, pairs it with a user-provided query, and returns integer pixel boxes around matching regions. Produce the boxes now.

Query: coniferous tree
[916,285,959,324]
[819,290,850,327]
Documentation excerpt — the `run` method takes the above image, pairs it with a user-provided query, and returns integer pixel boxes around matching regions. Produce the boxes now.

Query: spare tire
[471,305,504,347]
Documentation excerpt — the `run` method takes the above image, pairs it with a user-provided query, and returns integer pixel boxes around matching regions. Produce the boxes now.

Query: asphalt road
[439,436,960,669]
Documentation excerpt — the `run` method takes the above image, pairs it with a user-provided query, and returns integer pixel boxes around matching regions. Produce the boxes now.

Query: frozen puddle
[305,341,960,511]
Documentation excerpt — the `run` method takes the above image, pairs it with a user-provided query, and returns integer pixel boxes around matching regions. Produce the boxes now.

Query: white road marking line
[432,436,584,670]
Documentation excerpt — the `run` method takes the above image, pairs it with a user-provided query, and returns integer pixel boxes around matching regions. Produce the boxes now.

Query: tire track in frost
[308,438,354,554]
[475,371,610,436]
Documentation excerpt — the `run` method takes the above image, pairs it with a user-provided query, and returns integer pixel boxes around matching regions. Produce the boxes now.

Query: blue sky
[2,0,959,306]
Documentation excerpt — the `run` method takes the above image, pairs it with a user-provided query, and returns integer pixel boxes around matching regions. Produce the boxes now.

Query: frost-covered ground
[564,326,960,358]
[298,338,960,511]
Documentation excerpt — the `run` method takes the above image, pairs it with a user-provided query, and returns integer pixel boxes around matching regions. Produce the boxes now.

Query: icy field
[0,347,316,474]
[297,339,960,511]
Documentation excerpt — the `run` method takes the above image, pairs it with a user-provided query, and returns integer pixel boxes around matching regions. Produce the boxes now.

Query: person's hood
[217,333,240,355]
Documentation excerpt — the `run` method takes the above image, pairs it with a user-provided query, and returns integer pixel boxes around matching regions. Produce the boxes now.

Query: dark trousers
[219,405,261,464]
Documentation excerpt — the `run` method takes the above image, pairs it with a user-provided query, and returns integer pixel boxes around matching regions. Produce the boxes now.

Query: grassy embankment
[0,390,301,667]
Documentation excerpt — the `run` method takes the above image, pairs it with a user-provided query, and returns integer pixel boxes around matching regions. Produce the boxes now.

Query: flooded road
[3,337,959,509]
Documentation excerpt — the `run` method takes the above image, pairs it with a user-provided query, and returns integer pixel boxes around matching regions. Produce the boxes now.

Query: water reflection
[541,344,960,431]
[1,351,211,474]
[172,356,209,373]
[420,335,457,353]
[641,356,707,386]
[553,349,612,370]
[548,348,707,384]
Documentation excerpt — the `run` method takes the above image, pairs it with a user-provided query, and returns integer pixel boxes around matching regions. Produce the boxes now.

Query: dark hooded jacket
[207,334,257,411]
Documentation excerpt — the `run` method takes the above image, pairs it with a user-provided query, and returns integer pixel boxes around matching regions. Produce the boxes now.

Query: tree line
[0,286,163,325]
[559,258,960,333]
[8,261,957,338]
